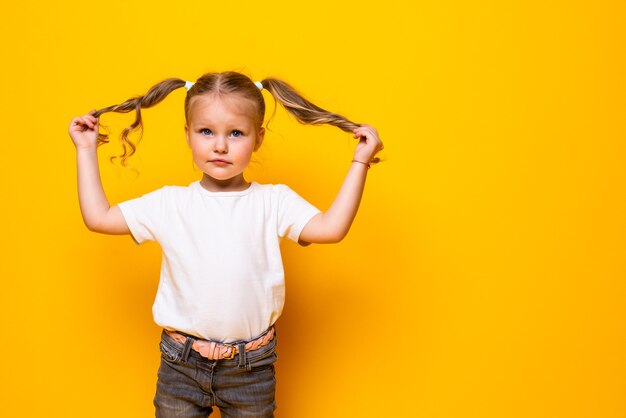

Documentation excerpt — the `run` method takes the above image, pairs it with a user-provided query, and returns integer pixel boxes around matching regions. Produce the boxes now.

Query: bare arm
[70,110,130,235]
[299,124,383,244]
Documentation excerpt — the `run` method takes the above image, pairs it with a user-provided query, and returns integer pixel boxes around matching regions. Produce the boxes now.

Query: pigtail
[262,78,381,164]
[94,78,186,169]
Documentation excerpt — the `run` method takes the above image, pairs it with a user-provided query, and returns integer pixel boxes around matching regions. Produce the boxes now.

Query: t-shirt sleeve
[116,187,167,245]
[276,184,322,243]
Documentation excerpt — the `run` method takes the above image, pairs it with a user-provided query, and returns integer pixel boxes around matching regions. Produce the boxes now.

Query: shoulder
[125,184,192,205]
[251,183,304,204]
[140,184,181,198]
[163,184,192,195]
[252,183,316,212]
[252,182,296,196]
[159,183,199,196]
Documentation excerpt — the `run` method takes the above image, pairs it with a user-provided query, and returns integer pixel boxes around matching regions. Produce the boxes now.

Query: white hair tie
[254,81,263,91]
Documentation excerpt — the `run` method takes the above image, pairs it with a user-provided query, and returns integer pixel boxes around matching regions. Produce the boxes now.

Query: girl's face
[185,93,264,191]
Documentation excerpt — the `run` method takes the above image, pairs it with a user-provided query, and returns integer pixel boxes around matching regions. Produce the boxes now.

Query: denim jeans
[154,329,278,418]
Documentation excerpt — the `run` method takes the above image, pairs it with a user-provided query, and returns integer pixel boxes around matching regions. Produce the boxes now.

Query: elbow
[83,216,97,232]
[334,232,348,244]
[84,218,105,234]
[300,229,346,245]
[299,214,351,244]
[326,228,349,244]
[85,221,99,233]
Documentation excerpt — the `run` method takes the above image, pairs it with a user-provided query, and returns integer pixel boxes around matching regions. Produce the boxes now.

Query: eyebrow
[191,117,250,126]
[193,124,248,130]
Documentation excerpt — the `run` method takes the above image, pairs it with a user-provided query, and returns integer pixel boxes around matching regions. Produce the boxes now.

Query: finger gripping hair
[94,78,186,169]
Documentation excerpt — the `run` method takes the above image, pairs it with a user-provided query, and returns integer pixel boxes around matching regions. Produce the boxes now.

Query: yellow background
[1,0,625,417]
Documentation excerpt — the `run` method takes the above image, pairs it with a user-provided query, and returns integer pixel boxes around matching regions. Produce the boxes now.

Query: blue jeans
[154,329,278,418]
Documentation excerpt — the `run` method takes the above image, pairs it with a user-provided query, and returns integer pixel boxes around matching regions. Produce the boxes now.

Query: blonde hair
[94,71,379,169]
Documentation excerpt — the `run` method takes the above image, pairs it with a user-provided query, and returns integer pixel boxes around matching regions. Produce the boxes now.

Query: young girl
[68,71,383,418]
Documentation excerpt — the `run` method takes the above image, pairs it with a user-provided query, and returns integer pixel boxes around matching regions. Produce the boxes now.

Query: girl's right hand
[69,110,99,150]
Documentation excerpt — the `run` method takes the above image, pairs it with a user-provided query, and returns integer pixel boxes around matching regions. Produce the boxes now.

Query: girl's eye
[200,128,212,135]
[231,130,243,137]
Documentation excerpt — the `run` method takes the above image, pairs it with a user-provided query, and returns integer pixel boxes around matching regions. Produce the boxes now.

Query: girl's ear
[185,124,191,147]
[254,127,265,151]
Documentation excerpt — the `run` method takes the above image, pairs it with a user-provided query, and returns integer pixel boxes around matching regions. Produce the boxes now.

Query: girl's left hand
[352,124,384,164]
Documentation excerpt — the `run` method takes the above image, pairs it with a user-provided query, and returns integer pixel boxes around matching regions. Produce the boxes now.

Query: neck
[199,174,250,192]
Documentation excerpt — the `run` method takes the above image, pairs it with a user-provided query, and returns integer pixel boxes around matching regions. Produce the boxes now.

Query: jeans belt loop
[181,334,195,362]
[237,342,248,369]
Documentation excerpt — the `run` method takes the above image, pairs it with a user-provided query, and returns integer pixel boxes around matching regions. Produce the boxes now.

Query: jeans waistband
[162,327,276,368]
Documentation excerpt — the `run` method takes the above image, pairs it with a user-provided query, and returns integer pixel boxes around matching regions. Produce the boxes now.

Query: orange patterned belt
[165,327,275,361]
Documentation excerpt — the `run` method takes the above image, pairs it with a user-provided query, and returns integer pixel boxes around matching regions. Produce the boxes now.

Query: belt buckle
[224,343,237,359]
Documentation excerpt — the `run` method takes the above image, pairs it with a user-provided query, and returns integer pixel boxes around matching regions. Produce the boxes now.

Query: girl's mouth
[209,159,231,166]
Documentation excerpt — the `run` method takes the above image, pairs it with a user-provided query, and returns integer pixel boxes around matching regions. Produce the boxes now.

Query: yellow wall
[1,0,625,416]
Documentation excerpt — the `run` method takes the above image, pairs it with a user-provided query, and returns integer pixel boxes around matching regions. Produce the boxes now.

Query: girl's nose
[213,137,228,153]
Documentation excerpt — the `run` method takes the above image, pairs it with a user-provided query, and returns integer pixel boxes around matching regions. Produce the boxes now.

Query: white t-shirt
[117,180,321,343]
